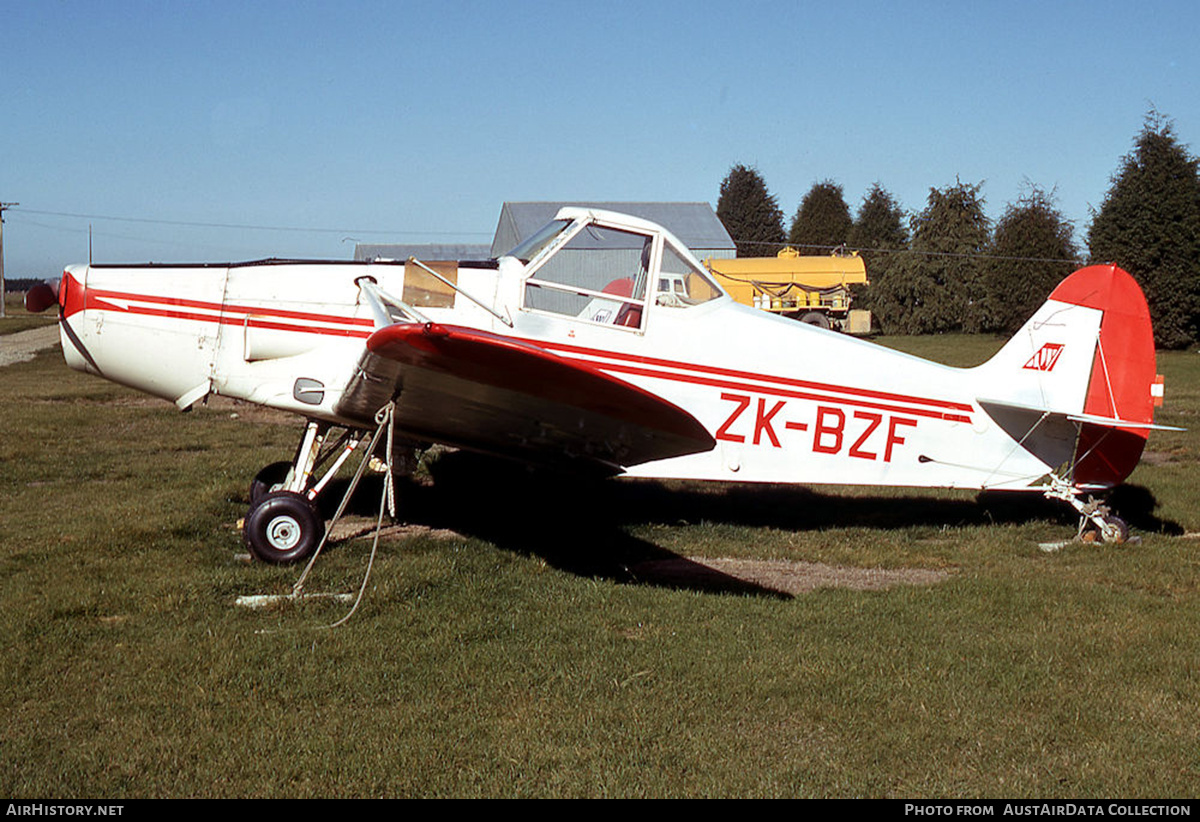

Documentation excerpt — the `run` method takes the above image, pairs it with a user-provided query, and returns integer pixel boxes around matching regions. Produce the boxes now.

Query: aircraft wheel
[1082,514,1129,544]
[243,490,325,564]
[249,461,293,506]
[800,311,832,329]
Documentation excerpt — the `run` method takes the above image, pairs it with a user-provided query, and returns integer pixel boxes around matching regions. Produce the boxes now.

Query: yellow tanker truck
[705,247,871,333]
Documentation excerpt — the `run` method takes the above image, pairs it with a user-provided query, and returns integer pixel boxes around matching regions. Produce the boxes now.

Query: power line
[11,206,1087,266]
[732,237,1086,266]
[13,207,493,238]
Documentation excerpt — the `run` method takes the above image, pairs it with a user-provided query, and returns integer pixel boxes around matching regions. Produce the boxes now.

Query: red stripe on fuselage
[541,339,973,413]
[537,339,974,423]
[579,358,971,423]
[79,281,372,338]
[68,277,974,424]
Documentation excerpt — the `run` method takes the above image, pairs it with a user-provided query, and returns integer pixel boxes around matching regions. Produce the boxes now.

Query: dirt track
[630,556,950,596]
[0,325,59,367]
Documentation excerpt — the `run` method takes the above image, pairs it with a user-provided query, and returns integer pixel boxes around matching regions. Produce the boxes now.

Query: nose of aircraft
[24,281,59,313]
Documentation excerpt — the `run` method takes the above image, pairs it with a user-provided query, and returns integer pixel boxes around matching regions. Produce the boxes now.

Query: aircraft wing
[335,322,717,474]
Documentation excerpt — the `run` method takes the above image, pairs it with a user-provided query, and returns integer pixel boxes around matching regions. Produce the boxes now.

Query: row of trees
[715,112,1200,347]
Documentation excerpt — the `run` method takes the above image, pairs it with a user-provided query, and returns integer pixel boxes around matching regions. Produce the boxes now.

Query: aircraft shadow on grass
[314,450,1182,599]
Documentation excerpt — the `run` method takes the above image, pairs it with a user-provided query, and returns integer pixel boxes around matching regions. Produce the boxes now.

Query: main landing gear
[242,415,419,564]
[242,421,362,564]
[244,490,325,564]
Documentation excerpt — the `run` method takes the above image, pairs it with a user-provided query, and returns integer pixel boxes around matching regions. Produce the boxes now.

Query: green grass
[2,338,1198,798]
[871,332,1013,367]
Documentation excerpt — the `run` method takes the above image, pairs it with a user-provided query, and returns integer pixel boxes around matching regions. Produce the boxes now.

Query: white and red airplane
[26,207,1175,563]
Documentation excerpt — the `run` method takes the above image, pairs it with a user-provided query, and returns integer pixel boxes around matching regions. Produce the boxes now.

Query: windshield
[504,219,573,264]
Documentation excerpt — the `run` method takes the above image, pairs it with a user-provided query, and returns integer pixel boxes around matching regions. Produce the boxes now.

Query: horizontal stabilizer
[1066,412,1183,432]
[976,398,1079,470]
[980,398,1184,433]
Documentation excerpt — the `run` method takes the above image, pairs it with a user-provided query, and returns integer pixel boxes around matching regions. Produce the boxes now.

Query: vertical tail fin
[976,264,1158,489]
[1051,264,1156,488]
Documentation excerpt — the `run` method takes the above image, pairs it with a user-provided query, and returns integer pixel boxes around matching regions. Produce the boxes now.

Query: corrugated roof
[353,243,493,262]
[490,202,734,257]
[353,203,736,262]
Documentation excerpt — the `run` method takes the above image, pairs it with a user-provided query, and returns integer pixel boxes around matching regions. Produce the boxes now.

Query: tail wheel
[1081,514,1129,545]
[243,490,326,564]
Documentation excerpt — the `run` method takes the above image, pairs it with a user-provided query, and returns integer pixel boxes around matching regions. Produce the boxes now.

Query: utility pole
[0,201,18,319]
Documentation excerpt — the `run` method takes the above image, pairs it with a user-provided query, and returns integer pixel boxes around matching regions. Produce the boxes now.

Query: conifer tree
[871,181,990,334]
[981,187,1078,334]
[716,164,785,257]
[787,180,852,253]
[1089,111,1200,348]
[849,183,909,283]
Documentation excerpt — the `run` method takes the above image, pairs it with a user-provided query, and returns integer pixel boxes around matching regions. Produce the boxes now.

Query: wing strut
[355,276,431,328]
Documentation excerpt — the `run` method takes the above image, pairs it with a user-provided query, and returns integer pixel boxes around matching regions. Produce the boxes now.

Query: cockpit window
[518,219,725,330]
[505,219,572,264]
[654,242,723,307]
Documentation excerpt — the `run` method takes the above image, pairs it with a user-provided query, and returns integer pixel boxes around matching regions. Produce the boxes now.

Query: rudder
[1050,264,1157,488]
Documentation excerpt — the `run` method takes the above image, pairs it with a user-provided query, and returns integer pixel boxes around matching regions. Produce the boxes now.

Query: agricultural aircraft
[25,207,1175,563]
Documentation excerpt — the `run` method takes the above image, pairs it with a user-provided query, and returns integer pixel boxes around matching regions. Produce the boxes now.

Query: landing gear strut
[242,410,423,564]
[1042,476,1129,545]
[242,418,377,563]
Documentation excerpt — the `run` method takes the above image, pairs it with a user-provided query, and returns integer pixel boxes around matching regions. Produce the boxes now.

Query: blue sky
[3,0,1198,275]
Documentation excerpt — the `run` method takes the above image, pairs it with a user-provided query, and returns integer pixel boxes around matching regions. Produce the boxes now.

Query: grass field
[1,329,1197,798]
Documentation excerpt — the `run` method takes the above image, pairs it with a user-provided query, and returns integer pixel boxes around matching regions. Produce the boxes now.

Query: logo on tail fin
[1023,343,1065,372]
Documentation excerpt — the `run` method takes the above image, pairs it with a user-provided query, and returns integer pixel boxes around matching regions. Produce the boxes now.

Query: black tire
[800,311,832,329]
[243,490,325,564]
[249,461,293,506]
[1081,514,1129,544]
[1098,515,1129,544]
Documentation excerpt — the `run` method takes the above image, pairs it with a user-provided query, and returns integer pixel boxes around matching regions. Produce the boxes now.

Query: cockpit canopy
[503,209,725,332]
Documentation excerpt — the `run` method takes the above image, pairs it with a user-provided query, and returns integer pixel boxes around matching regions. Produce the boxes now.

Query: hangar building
[354,201,735,263]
